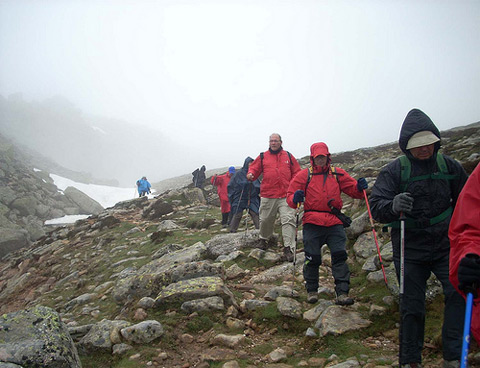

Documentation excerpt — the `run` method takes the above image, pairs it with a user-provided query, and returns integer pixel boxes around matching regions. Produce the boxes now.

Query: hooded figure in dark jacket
[369,109,468,368]
[227,157,261,233]
[192,165,206,189]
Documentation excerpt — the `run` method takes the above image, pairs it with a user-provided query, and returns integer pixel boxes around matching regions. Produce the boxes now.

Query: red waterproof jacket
[248,148,301,198]
[211,173,231,202]
[287,142,363,227]
[449,163,480,343]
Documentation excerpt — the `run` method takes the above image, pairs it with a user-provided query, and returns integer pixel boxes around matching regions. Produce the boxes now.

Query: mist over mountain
[0,94,185,186]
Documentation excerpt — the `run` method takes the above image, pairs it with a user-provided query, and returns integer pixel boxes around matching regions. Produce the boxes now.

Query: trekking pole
[291,202,301,296]
[398,212,406,368]
[461,289,475,368]
[363,189,388,287]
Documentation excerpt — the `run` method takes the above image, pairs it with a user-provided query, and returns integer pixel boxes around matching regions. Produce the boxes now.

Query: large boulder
[0,305,82,367]
[0,227,30,259]
[64,186,104,214]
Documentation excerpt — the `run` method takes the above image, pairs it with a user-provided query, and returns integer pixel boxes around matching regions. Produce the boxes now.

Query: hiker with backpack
[286,142,368,306]
[246,133,301,261]
[211,166,235,227]
[369,109,468,368]
[228,157,261,233]
[136,176,151,197]
[192,165,206,189]
[449,162,480,346]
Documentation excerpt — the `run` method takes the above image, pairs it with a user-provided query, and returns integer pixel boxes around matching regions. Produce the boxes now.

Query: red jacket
[248,148,301,198]
[287,142,363,227]
[211,173,231,202]
[449,163,480,342]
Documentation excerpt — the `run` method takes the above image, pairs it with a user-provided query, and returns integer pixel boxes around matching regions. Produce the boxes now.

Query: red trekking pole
[363,189,388,287]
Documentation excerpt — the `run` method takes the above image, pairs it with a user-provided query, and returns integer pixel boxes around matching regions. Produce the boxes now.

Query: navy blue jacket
[228,157,261,214]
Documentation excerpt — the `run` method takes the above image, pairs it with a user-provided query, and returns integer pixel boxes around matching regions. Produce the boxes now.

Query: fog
[1,0,479,185]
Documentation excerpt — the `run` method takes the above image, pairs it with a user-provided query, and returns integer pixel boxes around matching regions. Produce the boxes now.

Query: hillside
[0,122,479,368]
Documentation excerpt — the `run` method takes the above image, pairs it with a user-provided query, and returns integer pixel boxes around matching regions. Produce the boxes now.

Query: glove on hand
[458,255,480,295]
[392,192,414,214]
[293,190,305,205]
[357,178,368,191]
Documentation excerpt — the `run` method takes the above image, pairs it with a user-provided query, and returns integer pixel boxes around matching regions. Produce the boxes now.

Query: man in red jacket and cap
[247,133,301,261]
[287,142,368,305]
[449,162,480,345]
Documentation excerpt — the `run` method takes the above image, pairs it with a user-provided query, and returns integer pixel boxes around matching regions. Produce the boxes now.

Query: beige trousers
[259,197,296,250]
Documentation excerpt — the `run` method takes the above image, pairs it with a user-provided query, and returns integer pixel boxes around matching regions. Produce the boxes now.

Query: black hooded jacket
[228,157,261,214]
[369,109,468,263]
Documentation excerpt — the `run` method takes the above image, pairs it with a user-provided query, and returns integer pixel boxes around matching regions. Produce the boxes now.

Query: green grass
[185,315,214,333]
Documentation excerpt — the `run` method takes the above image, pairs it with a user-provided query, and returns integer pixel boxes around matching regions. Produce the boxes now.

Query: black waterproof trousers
[394,255,464,364]
[303,224,350,295]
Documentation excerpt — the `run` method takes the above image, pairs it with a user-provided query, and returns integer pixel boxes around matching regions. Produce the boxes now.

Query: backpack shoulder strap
[286,151,293,165]
[436,153,448,174]
[399,155,411,192]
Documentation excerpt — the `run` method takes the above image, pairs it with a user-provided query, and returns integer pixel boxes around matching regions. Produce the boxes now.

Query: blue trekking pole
[460,291,474,368]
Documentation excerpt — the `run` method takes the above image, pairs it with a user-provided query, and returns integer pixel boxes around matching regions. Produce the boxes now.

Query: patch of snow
[44,214,90,225]
[33,167,41,172]
[49,174,154,208]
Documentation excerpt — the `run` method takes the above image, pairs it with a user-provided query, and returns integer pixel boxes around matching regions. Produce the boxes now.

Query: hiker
[211,166,235,227]
[449,162,480,344]
[192,165,206,189]
[136,176,151,197]
[369,108,468,368]
[246,133,301,261]
[287,142,368,305]
[228,157,261,233]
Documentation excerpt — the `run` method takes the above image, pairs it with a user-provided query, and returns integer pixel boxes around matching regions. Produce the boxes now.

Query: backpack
[260,150,293,169]
[399,153,456,191]
[136,180,141,187]
[384,153,459,230]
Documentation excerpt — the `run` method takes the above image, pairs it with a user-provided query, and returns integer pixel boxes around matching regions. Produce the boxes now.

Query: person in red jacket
[211,166,235,227]
[287,142,368,305]
[449,163,480,344]
[247,133,301,261]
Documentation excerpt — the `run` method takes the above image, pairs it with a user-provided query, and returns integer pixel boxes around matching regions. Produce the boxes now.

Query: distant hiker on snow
[287,142,368,306]
[211,166,235,227]
[192,165,206,189]
[449,162,480,345]
[369,109,468,368]
[247,133,301,261]
[136,176,151,197]
[228,157,261,233]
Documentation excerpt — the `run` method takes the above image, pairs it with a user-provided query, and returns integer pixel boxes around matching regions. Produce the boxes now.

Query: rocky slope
[0,122,479,368]
[0,134,104,258]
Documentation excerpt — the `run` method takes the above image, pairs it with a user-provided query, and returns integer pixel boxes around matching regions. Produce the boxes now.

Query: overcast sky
[1,0,479,174]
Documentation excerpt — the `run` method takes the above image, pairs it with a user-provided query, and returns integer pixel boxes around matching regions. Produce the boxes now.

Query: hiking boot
[257,238,269,250]
[400,363,422,368]
[307,292,318,304]
[443,360,460,368]
[336,294,354,306]
[282,246,294,262]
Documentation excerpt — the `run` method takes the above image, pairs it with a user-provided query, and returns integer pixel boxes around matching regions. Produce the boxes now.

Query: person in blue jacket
[136,176,151,197]
[228,157,261,232]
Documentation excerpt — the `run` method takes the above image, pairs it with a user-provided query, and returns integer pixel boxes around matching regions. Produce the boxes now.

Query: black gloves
[357,178,368,191]
[293,190,305,205]
[392,192,414,215]
[458,254,480,296]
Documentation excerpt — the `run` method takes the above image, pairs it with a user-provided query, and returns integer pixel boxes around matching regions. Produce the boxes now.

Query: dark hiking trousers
[229,210,259,233]
[394,256,464,364]
[303,224,350,295]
